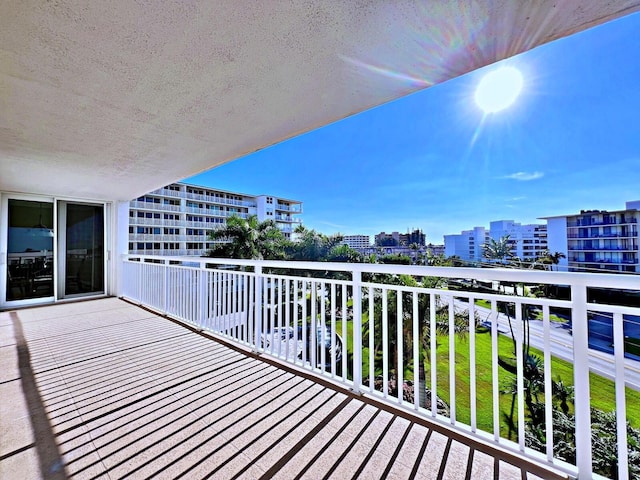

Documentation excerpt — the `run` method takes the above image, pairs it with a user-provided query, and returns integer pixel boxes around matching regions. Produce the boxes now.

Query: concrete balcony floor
[1,298,567,480]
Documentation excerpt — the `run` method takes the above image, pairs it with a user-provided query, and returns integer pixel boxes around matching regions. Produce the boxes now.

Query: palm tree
[409,242,420,264]
[287,225,343,261]
[551,377,574,415]
[206,214,287,259]
[482,235,515,264]
[539,250,567,271]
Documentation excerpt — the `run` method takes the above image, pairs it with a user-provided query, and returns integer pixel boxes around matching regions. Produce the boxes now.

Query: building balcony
[1,296,574,479]
[275,203,303,213]
[568,257,638,265]
[3,257,638,479]
[186,194,257,208]
[114,255,640,479]
[130,200,182,212]
[130,218,183,227]
[275,215,302,223]
[129,249,192,256]
[186,207,248,218]
[151,187,183,198]
[567,218,638,228]
[567,233,638,239]
[129,234,195,242]
[184,221,208,228]
[568,246,637,252]
[148,188,258,208]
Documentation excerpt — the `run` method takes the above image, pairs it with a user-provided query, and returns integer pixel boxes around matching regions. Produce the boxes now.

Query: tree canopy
[206,214,288,260]
[482,235,515,264]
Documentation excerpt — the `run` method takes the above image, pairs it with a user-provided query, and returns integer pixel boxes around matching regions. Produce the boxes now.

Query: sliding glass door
[2,196,106,307]
[58,202,105,297]
[5,199,55,303]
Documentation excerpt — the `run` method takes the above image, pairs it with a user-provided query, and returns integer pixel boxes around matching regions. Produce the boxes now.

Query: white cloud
[502,171,544,181]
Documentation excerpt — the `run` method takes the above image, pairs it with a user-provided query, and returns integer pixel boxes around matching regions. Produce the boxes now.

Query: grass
[475,299,491,309]
[336,318,640,438]
[432,332,640,437]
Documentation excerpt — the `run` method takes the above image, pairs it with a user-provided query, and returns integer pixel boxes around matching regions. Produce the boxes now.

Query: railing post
[352,267,363,393]
[137,259,143,304]
[613,312,629,480]
[572,284,593,478]
[162,259,168,315]
[254,264,262,353]
[198,264,207,330]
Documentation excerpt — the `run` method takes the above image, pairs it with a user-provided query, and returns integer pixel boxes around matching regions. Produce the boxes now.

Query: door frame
[0,192,109,309]
[0,193,57,308]
[57,200,108,299]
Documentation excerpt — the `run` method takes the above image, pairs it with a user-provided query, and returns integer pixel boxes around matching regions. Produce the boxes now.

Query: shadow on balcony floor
[0,298,567,479]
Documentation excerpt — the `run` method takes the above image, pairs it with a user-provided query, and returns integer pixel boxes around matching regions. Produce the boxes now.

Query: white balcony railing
[130,218,183,227]
[275,215,302,223]
[121,255,640,480]
[275,203,303,213]
[130,200,181,212]
[185,207,249,218]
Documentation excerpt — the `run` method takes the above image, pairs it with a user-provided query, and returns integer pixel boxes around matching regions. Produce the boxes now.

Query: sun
[474,66,523,113]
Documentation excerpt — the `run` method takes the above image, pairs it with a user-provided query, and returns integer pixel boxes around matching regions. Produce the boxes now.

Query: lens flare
[475,66,523,113]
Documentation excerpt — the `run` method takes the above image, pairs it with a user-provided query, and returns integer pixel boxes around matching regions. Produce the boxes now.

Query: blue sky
[188,12,640,244]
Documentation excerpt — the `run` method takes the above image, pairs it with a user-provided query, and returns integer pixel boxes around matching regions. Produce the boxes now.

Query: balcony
[568,258,639,267]
[1,297,572,479]
[151,187,183,198]
[3,256,639,478]
[130,217,183,227]
[130,201,182,212]
[276,203,303,213]
[114,255,640,479]
[129,249,191,256]
[185,192,257,208]
[568,245,638,252]
[567,234,636,239]
[275,215,302,223]
[186,207,249,219]
[567,218,639,228]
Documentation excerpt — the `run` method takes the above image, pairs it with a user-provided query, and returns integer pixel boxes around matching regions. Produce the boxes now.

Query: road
[441,294,640,391]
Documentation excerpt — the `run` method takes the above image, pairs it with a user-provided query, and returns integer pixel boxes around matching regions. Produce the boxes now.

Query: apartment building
[342,235,371,249]
[374,229,426,247]
[444,221,548,261]
[129,183,302,256]
[444,227,488,261]
[543,200,640,273]
[489,220,548,260]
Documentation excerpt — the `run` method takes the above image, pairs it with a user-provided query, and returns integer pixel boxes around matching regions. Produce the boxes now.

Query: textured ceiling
[1,1,639,201]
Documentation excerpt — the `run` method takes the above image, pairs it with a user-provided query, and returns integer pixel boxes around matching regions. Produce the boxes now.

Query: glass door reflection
[6,200,54,301]
[63,203,104,296]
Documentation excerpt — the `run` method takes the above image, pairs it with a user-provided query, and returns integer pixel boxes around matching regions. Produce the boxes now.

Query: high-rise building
[374,229,426,247]
[342,235,370,249]
[444,227,488,261]
[444,221,548,262]
[129,182,302,256]
[542,200,640,273]
[489,220,548,260]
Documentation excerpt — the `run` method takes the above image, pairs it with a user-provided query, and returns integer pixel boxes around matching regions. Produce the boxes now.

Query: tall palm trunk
[418,358,428,409]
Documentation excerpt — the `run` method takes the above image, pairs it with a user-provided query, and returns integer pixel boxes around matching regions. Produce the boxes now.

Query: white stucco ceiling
[1,1,639,201]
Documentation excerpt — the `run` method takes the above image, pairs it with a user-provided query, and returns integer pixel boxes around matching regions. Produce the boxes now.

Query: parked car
[261,324,343,369]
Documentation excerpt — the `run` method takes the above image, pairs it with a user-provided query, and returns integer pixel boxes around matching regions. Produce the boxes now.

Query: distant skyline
[187,12,640,244]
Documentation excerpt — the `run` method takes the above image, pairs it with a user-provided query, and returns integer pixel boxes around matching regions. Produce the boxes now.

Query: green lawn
[432,332,640,437]
[337,318,640,438]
